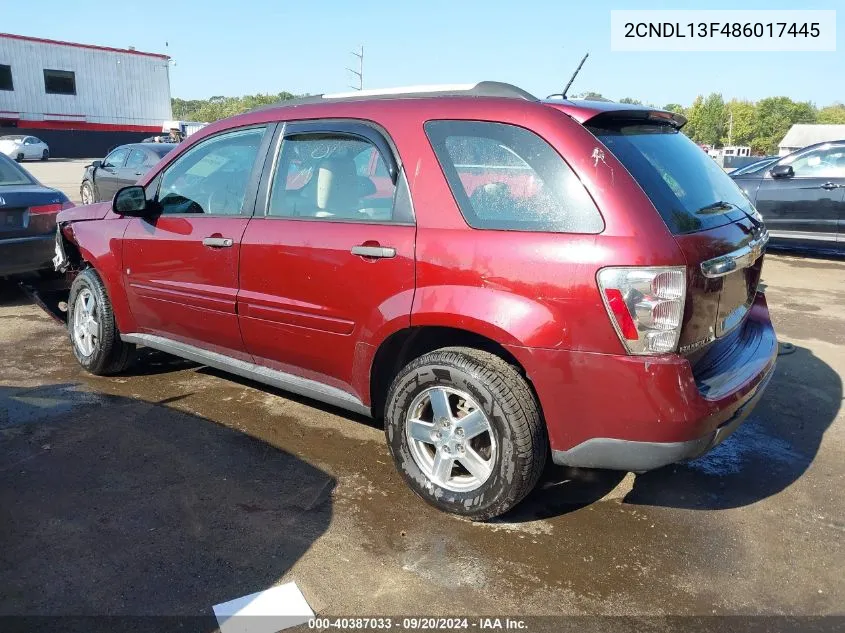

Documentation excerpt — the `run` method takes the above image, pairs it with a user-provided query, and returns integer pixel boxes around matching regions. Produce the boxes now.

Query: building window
[44,69,76,95]
[0,65,12,91]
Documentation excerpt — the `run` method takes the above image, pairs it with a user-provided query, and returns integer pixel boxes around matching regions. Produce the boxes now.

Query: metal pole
[347,45,364,91]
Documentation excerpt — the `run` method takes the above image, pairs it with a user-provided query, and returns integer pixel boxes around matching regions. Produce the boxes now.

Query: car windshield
[588,122,752,234]
[731,158,777,176]
[0,154,35,186]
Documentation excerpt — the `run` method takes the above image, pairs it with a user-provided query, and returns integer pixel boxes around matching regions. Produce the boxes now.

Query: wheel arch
[368,325,539,422]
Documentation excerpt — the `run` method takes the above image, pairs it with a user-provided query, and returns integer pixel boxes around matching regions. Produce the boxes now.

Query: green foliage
[171,92,301,122]
[721,100,756,147]
[618,97,643,105]
[818,104,845,124]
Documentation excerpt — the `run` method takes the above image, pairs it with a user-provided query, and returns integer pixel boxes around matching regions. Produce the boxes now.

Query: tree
[818,104,845,124]
[575,91,606,100]
[618,97,643,105]
[170,92,300,122]
[684,93,725,146]
[752,97,817,154]
[663,103,685,114]
[721,100,756,147]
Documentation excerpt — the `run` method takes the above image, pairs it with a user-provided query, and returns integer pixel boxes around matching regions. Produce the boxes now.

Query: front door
[238,122,416,399]
[122,125,271,356]
[96,147,130,201]
[754,143,845,251]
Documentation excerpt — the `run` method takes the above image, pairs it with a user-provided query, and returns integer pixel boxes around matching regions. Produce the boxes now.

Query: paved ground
[1,251,843,622]
[24,158,94,204]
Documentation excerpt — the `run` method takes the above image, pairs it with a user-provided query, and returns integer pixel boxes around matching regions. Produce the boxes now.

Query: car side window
[103,148,129,169]
[125,150,147,169]
[267,133,404,223]
[781,145,845,178]
[157,127,266,216]
[425,120,603,233]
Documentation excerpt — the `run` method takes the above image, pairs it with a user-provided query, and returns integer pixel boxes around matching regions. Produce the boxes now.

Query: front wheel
[41,149,49,161]
[385,347,547,521]
[80,182,95,205]
[67,268,135,375]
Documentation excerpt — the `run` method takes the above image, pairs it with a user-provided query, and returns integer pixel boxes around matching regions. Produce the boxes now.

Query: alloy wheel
[405,386,497,492]
[72,288,100,356]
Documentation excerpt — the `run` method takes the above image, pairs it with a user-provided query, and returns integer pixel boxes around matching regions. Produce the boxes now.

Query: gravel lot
[1,161,844,626]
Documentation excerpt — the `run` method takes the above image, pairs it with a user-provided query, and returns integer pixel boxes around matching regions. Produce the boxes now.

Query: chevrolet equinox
[47,82,776,520]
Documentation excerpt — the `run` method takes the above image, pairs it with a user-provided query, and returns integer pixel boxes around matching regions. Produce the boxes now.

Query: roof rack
[250,81,538,112]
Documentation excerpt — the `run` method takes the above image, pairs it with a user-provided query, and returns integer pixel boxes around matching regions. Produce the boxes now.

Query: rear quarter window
[425,120,603,233]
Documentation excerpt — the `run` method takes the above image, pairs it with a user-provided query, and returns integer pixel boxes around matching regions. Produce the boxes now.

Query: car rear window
[587,122,752,234]
[0,154,34,186]
[425,120,603,233]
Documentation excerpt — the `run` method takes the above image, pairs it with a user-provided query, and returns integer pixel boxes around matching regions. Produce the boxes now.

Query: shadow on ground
[508,343,841,520]
[0,382,334,626]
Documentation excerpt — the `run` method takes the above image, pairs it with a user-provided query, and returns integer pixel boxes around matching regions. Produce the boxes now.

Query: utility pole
[728,110,734,146]
[347,45,364,91]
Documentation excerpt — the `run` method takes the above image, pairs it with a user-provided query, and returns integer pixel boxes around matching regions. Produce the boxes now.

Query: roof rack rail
[250,81,538,112]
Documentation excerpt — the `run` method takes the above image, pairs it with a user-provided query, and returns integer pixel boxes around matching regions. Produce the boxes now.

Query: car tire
[385,347,547,520]
[41,149,49,161]
[67,268,135,375]
[15,153,23,162]
[80,182,95,205]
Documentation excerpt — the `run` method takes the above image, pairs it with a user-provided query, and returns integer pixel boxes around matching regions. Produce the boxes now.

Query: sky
[2,0,842,107]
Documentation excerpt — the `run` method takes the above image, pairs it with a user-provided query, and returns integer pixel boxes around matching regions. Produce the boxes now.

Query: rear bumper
[506,292,777,472]
[0,234,54,276]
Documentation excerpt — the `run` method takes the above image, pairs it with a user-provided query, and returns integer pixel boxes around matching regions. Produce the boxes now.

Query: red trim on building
[0,32,170,60]
[14,120,161,133]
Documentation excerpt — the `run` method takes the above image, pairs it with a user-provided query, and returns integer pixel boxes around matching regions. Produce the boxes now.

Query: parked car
[0,153,72,276]
[731,141,845,254]
[0,135,50,162]
[45,82,776,520]
[80,143,177,204]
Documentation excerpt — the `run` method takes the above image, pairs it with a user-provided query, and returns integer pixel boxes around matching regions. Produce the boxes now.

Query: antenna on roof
[547,52,589,100]
[346,45,364,91]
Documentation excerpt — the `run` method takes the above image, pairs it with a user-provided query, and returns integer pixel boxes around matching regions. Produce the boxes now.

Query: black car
[0,153,72,277]
[732,141,845,254]
[80,143,177,204]
[729,156,779,177]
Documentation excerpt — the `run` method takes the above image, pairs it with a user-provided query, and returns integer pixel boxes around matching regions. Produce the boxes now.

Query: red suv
[49,82,776,520]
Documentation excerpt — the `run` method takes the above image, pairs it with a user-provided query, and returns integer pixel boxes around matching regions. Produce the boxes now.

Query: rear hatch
[586,113,767,358]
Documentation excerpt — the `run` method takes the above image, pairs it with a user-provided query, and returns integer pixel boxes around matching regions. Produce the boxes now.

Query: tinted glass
[149,144,176,158]
[730,157,777,177]
[589,123,752,234]
[425,120,603,233]
[125,150,148,169]
[103,148,129,168]
[158,127,265,215]
[44,69,76,95]
[0,64,12,91]
[268,134,400,222]
[781,145,845,178]
[0,154,34,185]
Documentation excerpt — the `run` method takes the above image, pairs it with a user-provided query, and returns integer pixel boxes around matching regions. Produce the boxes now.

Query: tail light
[597,267,686,355]
[29,201,75,215]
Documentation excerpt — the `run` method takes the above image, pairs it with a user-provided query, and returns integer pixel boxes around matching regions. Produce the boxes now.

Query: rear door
[754,143,845,250]
[588,117,766,354]
[122,125,272,355]
[238,120,416,399]
[96,147,130,201]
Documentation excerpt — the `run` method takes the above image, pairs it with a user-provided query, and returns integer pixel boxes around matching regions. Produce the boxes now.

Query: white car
[0,135,50,161]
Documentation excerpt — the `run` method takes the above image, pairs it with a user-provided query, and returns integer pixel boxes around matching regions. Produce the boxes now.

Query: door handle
[134,172,143,176]
[202,237,234,248]
[351,245,396,259]
[820,182,840,190]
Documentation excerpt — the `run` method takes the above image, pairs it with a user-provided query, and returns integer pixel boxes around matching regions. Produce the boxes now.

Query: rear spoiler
[586,109,687,130]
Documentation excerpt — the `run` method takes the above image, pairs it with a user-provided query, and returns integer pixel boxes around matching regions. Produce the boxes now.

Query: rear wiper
[696,200,735,214]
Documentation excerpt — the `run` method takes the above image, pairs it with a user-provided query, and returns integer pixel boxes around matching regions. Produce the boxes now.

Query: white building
[0,33,173,156]
[779,124,845,156]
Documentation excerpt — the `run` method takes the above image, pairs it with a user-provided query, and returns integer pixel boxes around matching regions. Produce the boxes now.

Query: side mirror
[770,164,794,179]
[91,160,102,170]
[113,186,152,217]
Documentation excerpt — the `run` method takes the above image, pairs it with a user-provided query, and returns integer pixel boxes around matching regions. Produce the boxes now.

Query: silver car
[0,135,50,162]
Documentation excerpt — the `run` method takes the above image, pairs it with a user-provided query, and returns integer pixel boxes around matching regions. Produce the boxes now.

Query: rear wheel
[41,149,49,161]
[67,268,134,375]
[15,153,23,162]
[385,347,547,520]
